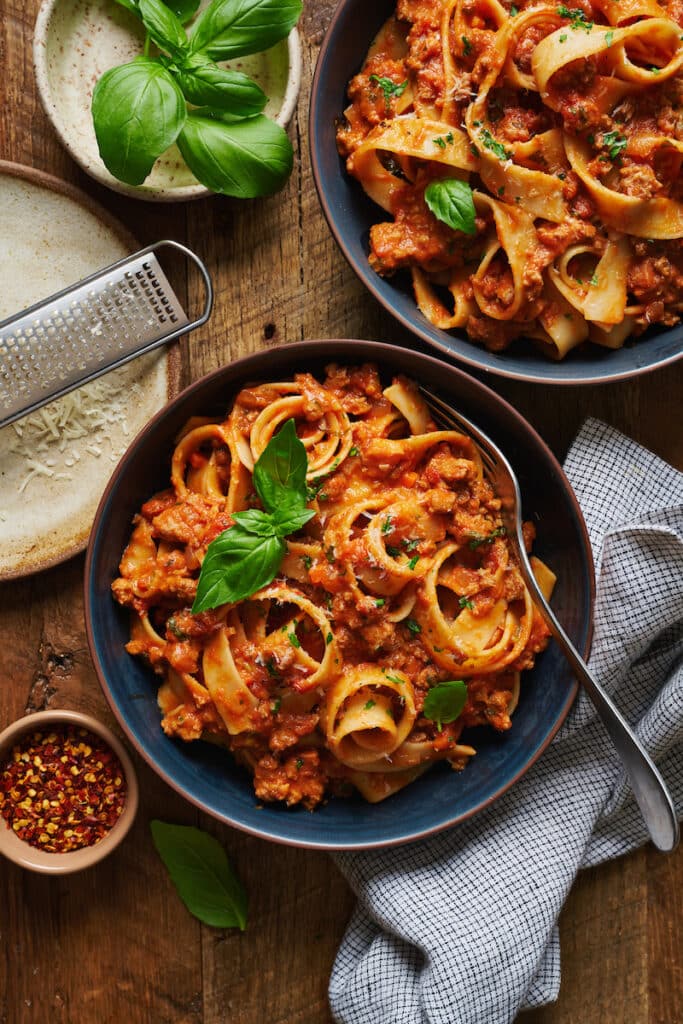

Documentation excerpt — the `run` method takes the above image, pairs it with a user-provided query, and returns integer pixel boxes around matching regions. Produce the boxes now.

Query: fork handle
[539,606,679,852]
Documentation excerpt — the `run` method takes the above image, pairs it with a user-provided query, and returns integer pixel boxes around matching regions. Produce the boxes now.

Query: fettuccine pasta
[112,366,554,807]
[336,0,683,358]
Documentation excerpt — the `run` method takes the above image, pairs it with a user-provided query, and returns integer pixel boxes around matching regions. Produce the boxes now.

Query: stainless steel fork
[421,386,679,852]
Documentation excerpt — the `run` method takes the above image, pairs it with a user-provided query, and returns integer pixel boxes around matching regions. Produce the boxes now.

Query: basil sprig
[151,821,247,929]
[189,0,303,61]
[424,179,477,236]
[92,0,301,195]
[422,680,468,731]
[192,419,314,613]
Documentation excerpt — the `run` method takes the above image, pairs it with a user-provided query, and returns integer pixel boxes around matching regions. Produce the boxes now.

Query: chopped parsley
[288,631,301,649]
[266,658,281,679]
[349,446,360,457]
[369,74,408,110]
[325,544,336,563]
[601,129,627,162]
[559,32,567,42]
[405,618,421,634]
[381,516,393,534]
[364,700,376,711]
[590,271,599,286]
[271,697,281,714]
[433,136,447,149]
[407,555,419,571]
[386,674,404,684]
[467,526,506,549]
[557,5,593,30]
[326,632,333,645]
[462,35,472,56]
[302,554,313,570]
[510,3,518,13]
[375,598,385,607]
[445,132,454,143]
[402,538,419,551]
[295,758,304,770]
[386,545,402,557]
[479,128,512,163]
[604,30,614,46]
[459,596,475,610]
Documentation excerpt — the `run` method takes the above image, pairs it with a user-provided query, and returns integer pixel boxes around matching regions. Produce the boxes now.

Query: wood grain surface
[0,1,681,1022]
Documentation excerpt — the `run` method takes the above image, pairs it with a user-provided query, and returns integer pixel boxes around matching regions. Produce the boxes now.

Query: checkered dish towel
[329,418,683,1024]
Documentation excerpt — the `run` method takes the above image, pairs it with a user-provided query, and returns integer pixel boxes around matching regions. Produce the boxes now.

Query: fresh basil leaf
[192,523,285,612]
[231,507,279,536]
[138,0,188,54]
[151,821,247,930]
[422,680,468,731]
[177,112,292,196]
[271,505,316,536]
[189,0,302,60]
[92,58,186,185]
[424,179,477,235]
[167,0,200,22]
[253,419,308,514]
[175,56,266,115]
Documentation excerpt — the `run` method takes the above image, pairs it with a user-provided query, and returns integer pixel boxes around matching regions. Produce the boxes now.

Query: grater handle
[0,239,213,431]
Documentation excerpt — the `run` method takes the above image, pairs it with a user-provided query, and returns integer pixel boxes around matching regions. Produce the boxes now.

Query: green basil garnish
[176,112,293,198]
[151,821,247,930]
[92,0,300,195]
[138,0,188,56]
[189,0,303,61]
[424,179,477,235]
[175,57,267,114]
[192,419,314,613]
[423,680,468,731]
[92,59,186,185]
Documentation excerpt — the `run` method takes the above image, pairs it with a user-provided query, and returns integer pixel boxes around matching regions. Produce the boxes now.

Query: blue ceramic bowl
[309,0,683,385]
[85,340,594,849]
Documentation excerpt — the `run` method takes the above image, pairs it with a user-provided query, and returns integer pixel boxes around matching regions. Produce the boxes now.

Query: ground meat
[424,488,457,513]
[269,713,319,752]
[422,449,473,484]
[253,750,327,809]
[369,183,468,275]
[619,161,666,199]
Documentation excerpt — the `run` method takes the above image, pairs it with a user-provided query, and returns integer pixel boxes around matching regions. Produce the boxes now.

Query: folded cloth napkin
[329,418,683,1024]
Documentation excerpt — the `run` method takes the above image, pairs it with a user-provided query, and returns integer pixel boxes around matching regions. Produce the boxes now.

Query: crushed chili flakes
[0,726,127,853]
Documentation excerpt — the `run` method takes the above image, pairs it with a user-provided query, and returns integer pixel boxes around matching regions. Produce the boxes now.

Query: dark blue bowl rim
[84,339,595,850]
[308,0,683,386]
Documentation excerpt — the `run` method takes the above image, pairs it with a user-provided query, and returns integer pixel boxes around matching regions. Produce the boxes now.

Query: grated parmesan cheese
[3,377,139,495]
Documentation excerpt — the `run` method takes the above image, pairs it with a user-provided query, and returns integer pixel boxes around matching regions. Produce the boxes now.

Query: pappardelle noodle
[112,366,555,807]
[336,0,683,359]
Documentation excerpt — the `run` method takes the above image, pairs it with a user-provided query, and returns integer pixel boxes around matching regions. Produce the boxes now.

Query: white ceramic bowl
[34,0,302,202]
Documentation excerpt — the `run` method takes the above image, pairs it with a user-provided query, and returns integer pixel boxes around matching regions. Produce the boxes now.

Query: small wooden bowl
[0,710,138,873]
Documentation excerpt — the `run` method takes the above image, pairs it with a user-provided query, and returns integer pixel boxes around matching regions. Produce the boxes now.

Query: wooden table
[1,1,681,1021]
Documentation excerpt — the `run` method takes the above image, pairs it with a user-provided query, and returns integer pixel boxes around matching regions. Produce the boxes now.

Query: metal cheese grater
[0,239,213,430]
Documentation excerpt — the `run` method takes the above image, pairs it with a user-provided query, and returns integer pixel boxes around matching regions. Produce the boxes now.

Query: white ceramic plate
[0,162,176,578]
[34,0,302,201]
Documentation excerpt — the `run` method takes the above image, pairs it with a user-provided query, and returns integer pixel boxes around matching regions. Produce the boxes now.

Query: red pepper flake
[0,726,127,853]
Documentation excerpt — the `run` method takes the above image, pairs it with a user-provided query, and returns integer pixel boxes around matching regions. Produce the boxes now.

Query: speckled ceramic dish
[34,0,302,201]
[0,162,176,579]
[0,709,138,874]
[85,339,594,850]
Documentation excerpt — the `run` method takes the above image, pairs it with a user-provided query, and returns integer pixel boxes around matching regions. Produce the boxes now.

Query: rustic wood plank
[0,1,681,1023]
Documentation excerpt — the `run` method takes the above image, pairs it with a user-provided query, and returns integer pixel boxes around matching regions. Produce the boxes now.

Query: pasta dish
[112,366,555,807]
[336,0,683,359]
